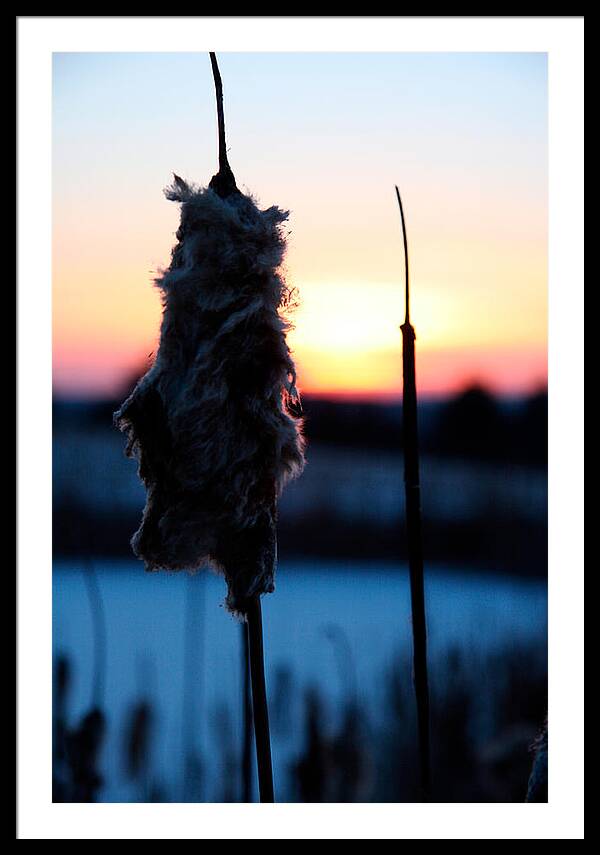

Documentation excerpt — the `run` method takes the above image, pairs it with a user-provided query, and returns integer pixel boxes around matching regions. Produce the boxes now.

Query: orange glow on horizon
[53,268,547,401]
[53,308,547,403]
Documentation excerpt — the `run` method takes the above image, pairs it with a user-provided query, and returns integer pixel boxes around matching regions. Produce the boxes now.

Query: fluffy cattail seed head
[115,179,305,614]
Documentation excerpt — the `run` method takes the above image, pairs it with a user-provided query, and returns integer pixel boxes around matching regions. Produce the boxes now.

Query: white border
[17,16,584,840]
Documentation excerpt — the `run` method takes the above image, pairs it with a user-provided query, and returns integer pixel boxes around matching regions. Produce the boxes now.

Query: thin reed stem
[208,52,238,198]
[395,185,411,324]
[396,185,432,801]
[182,572,204,801]
[83,559,107,709]
[246,596,274,802]
[241,623,253,802]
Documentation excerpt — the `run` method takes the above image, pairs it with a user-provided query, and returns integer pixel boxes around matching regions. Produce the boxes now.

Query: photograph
[16,15,584,840]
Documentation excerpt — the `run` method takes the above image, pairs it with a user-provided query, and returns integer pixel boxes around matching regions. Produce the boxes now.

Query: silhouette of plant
[122,699,153,800]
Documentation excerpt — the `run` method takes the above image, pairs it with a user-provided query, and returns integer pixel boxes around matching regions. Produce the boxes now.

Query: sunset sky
[53,52,547,400]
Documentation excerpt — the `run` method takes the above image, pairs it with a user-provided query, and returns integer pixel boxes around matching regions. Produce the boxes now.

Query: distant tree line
[53,384,548,467]
[294,385,547,466]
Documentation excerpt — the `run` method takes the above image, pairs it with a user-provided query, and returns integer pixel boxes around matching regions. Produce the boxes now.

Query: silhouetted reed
[83,559,107,708]
[322,623,357,703]
[294,688,330,802]
[52,653,71,801]
[292,687,371,803]
[122,700,153,800]
[395,185,431,800]
[429,647,478,801]
[330,702,372,802]
[66,706,106,802]
[113,51,305,803]
[241,623,253,802]
[212,704,237,803]
[181,573,205,802]
[270,664,294,739]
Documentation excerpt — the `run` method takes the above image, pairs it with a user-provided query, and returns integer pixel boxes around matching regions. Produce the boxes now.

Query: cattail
[395,185,432,800]
[115,93,303,617]
[115,53,304,801]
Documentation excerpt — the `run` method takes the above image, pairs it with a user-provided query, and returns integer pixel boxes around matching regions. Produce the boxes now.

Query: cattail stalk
[241,621,253,802]
[208,52,238,199]
[208,52,276,803]
[182,572,204,801]
[246,596,274,802]
[395,185,432,800]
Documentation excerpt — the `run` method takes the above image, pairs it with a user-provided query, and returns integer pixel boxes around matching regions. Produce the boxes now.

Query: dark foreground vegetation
[53,639,546,803]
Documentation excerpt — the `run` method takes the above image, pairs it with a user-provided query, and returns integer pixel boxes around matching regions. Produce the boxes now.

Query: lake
[53,560,547,802]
